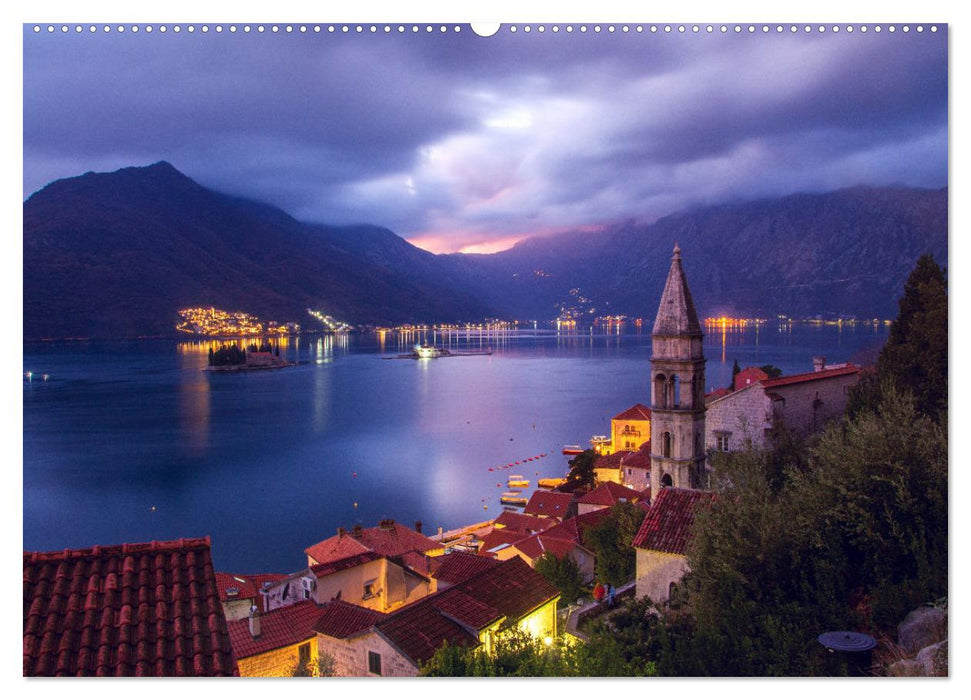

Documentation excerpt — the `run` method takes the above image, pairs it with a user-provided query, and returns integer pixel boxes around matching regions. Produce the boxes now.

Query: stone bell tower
[650,244,707,494]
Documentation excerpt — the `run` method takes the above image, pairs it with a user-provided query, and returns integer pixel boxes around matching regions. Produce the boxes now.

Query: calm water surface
[23,324,886,572]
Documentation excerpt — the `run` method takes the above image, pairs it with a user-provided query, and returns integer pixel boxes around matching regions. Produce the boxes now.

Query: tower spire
[649,244,707,494]
[652,243,701,337]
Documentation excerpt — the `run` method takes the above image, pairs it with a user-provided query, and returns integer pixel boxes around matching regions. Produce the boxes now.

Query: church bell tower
[650,244,707,493]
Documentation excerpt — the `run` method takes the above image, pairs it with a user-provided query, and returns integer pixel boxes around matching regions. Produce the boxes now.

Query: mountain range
[23,162,947,340]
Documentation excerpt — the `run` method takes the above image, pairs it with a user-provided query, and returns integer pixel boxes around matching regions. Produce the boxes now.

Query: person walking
[607,583,616,608]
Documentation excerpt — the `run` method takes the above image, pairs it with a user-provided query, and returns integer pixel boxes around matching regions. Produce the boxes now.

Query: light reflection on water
[23,325,886,572]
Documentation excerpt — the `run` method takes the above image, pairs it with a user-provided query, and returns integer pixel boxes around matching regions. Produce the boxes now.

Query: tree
[759,364,783,379]
[534,552,585,606]
[419,629,579,677]
[875,254,947,419]
[729,359,741,390]
[561,450,598,493]
[586,501,646,586]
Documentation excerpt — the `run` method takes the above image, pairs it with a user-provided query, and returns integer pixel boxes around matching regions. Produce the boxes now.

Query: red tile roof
[477,529,524,556]
[541,508,610,548]
[374,557,558,666]
[305,521,439,565]
[632,488,714,554]
[734,366,769,391]
[23,537,235,677]
[523,491,574,519]
[493,510,554,536]
[577,481,644,506]
[374,557,559,665]
[595,450,632,469]
[513,534,581,561]
[393,550,435,577]
[226,600,326,660]
[759,365,859,389]
[309,551,381,578]
[214,572,286,612]
[430,551,499,585]
[621,448,652,470]
[612,403,652,422]
[312,601,386,640]
[705,387,731,401]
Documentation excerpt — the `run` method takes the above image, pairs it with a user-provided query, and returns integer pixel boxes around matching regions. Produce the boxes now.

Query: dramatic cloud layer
[24,25,947,252]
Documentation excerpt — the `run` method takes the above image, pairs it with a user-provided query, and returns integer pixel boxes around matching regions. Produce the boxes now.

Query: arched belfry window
[661,473,673,487]
[672,375,681,408]
[662,431,672,458]
[654,374,667,409]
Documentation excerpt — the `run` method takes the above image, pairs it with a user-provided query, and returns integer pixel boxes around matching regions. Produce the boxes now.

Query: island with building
[23,247,947,678]
[205,341,295,372]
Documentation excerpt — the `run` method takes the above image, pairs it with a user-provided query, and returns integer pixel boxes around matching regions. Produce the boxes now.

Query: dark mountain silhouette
[23,162,947,339]
[23,162,493,339]
[451,186,948,321]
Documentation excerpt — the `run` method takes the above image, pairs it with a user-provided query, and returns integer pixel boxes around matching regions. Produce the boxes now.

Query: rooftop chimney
[352,524,363,537]
[414,520,422,534]
[248,605,261,638]
[337,526,346,537]
[813,356,826,373]
[379,518,395,530]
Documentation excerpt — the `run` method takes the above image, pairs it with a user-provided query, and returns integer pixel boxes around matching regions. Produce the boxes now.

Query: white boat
[507,475,530,488]
[412,344,451,359]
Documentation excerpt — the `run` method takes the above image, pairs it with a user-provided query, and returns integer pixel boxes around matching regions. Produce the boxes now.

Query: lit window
[368,651,382,675]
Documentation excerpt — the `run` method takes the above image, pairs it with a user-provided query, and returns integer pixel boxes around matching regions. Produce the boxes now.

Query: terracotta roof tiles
[577,481,643,506]
[309,551,381,578]
[612,403,652,422]
[312,601,386,640]
[373,557,559,666]
[226,600,326,660]
[23,537,235,677]
[305,521,439,566]
[214,572,286,613]
[493,510,554,536]
[430,551,499,585]
[760,365,859,389]
[632,488,714,554]
[523,491,574,520]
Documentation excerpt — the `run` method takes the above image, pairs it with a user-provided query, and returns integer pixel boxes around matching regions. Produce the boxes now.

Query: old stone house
[611,403,652,452]
[705,362,860,454]
[262,550,434,614]
[215,571,286,621]
[304,519,443,567]
[227,600,327,677]
[632,488,714,603]
[316,557,560,676]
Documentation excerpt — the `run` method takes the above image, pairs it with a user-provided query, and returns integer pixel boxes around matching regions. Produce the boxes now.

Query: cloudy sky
[23,24,947,253]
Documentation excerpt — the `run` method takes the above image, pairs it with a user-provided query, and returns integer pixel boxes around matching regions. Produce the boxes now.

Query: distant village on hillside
[26,243,934,679]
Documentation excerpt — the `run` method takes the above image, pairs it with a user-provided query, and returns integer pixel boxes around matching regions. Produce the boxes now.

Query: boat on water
[538,477,567,490]
[500,491,528,506]
[507,475,530,488]
[562,445,584,455]
[412,344,451,359]
[386,344,493,360]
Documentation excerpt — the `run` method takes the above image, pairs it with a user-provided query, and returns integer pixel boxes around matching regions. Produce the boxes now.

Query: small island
[204,342,294,372]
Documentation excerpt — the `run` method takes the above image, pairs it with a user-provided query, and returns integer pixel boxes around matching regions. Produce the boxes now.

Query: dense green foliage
[419,629,578,677]
[759,364,783,378]
[561,450,598,492]
[209,344,246,366]
[850,254,947,420]
[534,552,586,607]
[585,501,647,587]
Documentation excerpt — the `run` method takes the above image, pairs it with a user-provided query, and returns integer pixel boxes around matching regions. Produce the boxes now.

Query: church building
[650,244,707,492]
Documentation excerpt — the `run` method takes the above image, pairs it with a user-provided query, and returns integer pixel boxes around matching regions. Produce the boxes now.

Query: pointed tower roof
[652,243,702,336]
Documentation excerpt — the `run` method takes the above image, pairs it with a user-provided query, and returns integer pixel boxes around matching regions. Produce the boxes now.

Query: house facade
[705,363,860,454]
[611,403,652,452]
[315,557,560,676]
[632,488,714,603]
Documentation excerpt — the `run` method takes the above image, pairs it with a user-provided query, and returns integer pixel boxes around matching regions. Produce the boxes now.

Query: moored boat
[500,491,528,506]
[507,475,529,488]
[562,445,583,455]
